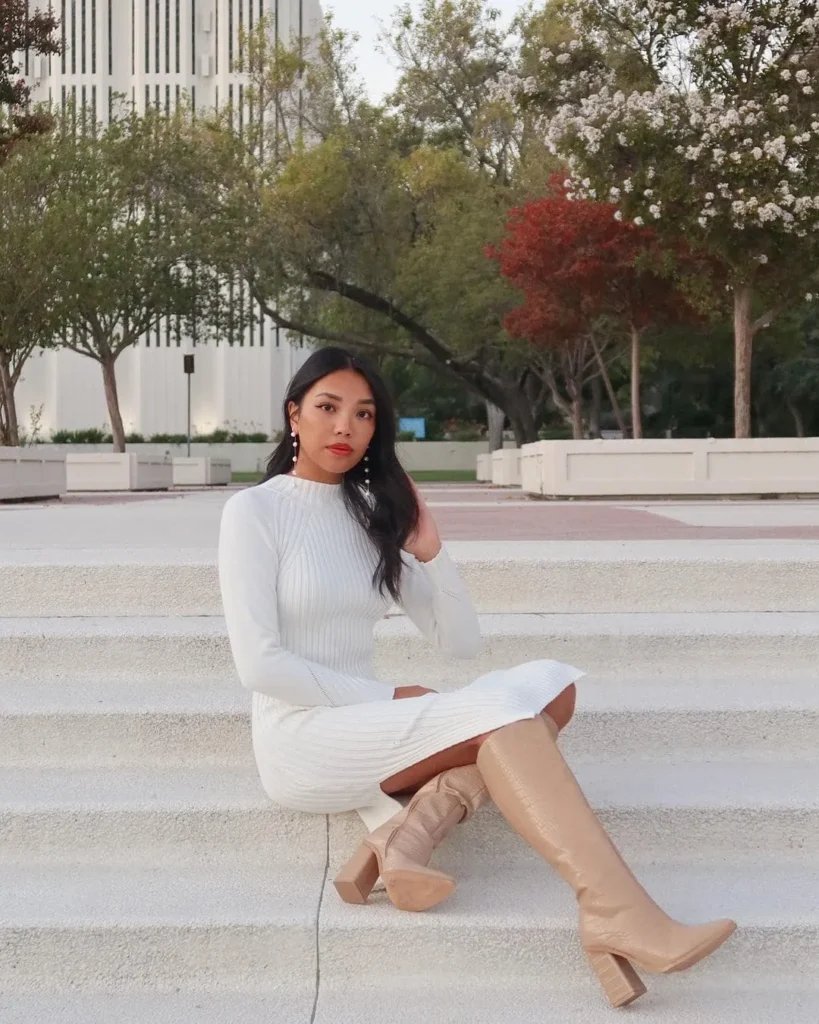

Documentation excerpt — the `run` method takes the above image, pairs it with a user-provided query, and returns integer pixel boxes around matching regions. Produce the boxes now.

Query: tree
[0,0,62,161]
[183,8,559,445]
[506,0,819,437]
[45,101,230,452]
[0,134,65,445]
[491,180,699,436]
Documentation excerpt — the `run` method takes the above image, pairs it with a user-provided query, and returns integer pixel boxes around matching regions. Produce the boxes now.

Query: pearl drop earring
[291,430,298,474]
[364,449,370,494]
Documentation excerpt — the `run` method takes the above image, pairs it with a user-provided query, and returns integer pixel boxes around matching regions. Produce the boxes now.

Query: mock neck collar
[264,472,346,507]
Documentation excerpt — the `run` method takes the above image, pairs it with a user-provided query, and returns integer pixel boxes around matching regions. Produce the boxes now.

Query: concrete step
[2,860,815,993]
[3,985,819,1024]
[318,862,817,984]
[2,612,819,685]
[312,984,819,1024]
[2,674,818,766]
[2,540,819,615]
[3,761,817,863]
[0,860,320,993]
[0,993,314,1024]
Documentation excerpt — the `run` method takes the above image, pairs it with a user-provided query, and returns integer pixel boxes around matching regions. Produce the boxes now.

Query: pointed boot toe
[658,918,737,974]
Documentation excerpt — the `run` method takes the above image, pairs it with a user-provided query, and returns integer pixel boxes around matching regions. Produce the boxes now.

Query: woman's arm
[398,480,483,660]
[218,492,395,706]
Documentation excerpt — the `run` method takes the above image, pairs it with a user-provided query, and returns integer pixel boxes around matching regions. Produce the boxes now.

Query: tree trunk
[486,400,505,451]
[733,285,755,439]
[0,353,20,447]
[589,334,628,435]
[630,323,643,440]
[100,355,127,452]
[506,391,541,447]
[589,377,602,438]
[786,398,806,438]
[570,393,584,440]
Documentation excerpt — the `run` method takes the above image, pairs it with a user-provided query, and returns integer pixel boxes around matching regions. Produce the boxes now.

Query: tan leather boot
[476,715,736,1008]
[334,765,489,912]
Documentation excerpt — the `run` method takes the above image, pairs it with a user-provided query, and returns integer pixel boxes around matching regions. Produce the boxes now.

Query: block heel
[586,950,647,1008]
[333,844,379,905]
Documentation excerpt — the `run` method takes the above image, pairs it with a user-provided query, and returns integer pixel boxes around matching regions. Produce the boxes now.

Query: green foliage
[148,433,189,444]
[50,428,108,444]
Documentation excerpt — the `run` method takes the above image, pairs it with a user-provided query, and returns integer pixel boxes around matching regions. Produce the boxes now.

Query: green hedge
[49,429,274,444]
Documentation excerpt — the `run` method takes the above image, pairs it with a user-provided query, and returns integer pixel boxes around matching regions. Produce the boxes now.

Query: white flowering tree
[507,0,819,437]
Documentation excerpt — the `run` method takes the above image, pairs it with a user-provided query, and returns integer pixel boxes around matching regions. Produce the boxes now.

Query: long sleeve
[398,546,483,659]
[218,492,395,707]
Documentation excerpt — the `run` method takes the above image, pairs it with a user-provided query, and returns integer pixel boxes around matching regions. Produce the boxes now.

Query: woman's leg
[337,685,578,911]
[381,683,577,796]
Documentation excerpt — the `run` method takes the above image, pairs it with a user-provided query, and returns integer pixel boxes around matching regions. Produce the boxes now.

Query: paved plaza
[4,482,819,547]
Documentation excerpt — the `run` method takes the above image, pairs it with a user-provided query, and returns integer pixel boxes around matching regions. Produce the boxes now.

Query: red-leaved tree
[491,179,700,438]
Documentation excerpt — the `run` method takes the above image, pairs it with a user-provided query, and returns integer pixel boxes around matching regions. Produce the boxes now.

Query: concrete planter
[521,438,819,498]
[0,448,67,501]
[66,453,173,492]
[491,448,522,487]
[521,444,543,495]
[172,457,232,486]
[476,453,493,482]
[27,440,517,475]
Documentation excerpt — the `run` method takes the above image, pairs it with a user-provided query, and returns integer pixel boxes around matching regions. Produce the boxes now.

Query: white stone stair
[1,540,818,1020]
[2,761,816,863]
[3,986,819,1024]
[2,672,818,764]
[3,612,819,684]
[3,539,819,615]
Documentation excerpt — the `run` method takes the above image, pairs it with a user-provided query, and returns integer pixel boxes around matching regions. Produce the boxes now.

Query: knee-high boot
[476,715,736,1008]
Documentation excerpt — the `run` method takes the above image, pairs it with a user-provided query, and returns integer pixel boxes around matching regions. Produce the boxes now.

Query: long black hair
[260,347,420,602]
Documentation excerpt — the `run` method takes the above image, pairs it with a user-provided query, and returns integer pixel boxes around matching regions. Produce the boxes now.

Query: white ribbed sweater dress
[218,474,584,831]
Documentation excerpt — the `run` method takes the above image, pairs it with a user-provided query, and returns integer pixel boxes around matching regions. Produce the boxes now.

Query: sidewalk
[3,483,819,547]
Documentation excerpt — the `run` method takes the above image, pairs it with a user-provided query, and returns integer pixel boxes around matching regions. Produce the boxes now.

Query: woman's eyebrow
[315,392,375,404]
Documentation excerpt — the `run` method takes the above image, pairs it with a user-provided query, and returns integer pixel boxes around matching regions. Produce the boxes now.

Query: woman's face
[288,369,377,483]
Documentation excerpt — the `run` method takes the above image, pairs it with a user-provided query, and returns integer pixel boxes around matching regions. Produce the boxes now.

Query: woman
[218,347,735,1009]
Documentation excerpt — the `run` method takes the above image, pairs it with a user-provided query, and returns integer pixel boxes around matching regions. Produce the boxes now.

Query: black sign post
[183,354,195,456]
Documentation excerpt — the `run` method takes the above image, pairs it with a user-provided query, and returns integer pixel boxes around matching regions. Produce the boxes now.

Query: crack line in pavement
[309,814,330,1024]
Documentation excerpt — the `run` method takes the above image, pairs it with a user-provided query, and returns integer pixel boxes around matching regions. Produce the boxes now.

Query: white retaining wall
[491,447,522,486]
[172,458,232,487]
[0,448,66,501]
[65,453,173,492]
[24,440,515,474]
[522,438,819,497]
[15,343,312,442]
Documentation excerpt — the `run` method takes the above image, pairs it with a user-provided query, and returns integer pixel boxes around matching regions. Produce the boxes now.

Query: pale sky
[324,0,524,102]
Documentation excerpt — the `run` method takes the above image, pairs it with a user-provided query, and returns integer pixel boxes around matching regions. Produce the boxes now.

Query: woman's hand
[394,685,437,699]
[402,477,442,564]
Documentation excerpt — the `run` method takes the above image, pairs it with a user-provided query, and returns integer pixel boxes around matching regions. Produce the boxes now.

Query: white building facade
[15,0,320,439]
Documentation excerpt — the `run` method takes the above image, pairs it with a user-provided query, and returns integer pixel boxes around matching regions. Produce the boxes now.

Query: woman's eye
[358,410,373,419]
[319,403,334,412]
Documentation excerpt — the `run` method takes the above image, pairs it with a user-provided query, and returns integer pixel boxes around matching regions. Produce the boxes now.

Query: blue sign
[399,417,426,439]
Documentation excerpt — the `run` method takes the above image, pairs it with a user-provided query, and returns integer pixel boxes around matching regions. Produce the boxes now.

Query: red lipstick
[328,444,353,456]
